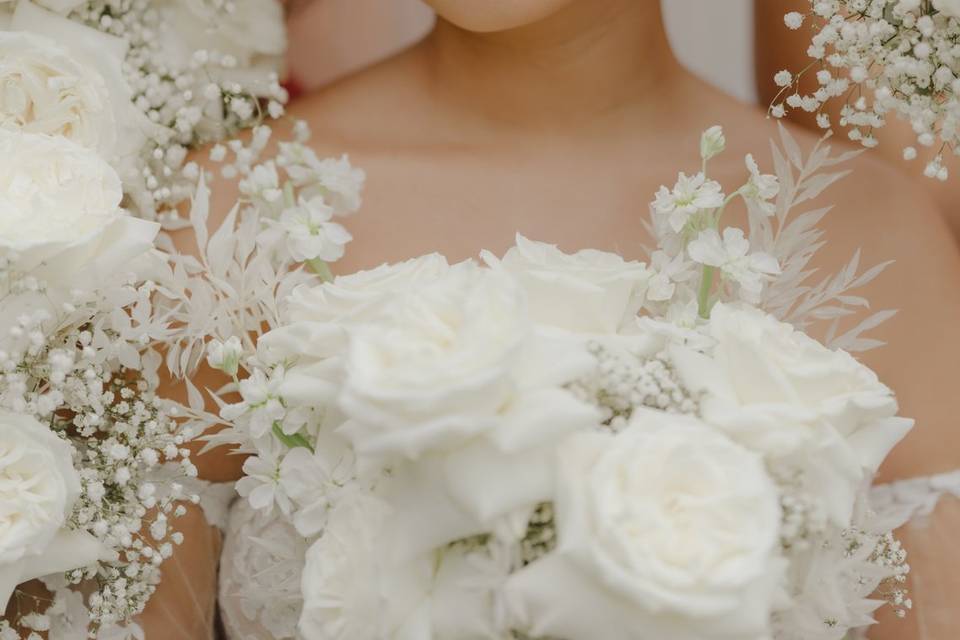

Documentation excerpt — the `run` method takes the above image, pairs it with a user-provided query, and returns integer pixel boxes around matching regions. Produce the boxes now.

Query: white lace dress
[213,470,960,640]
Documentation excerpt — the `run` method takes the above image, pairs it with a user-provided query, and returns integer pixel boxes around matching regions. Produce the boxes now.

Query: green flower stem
[283,180,296,208]
[306,258,334,282]
[698,266,715,319]
[272,421,314,453]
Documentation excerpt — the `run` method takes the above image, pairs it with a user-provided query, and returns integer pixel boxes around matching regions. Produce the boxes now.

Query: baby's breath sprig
[773,0,960,180]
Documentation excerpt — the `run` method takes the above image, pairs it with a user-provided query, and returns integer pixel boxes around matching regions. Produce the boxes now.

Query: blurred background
[285,0,757,103]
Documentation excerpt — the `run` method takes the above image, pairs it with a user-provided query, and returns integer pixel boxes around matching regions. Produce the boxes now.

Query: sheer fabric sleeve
[865,471,960,640]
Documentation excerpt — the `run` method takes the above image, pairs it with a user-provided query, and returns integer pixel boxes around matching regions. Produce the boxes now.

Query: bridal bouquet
[215,126,914,640]
[0,0,287,636]
[773,0,960,180]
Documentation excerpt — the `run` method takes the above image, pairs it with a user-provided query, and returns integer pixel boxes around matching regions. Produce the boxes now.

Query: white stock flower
[0,130,158,293]
[282,147,366,215]
[506,410,782,640]
[6,0,152,166]
[646,249,697,302]
[0,411,108,609]
[699,125,726,161]
[206,336,243,377]
[670,304,913,526]
[742,154,780,215]
[482,235,651,334]
[277,435,357,537]
[652,172,725,232]
[279,197,353,263]
[687,227,780,301]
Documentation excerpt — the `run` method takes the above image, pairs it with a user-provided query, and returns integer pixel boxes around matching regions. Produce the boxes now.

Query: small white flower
[239,161,283,204]
[279,197,353,263]
[784,11,805,29]
[816,113,831,128]
[206,336,244,376]
[741,153,780,215]
[699,125,726,161]
[646,250,696,302]
[226,367,288,439]
[774,69,793,87]
[687,227,780,300]
[282,147,365,215]
[236,453,287,513]
[652,172,725,232]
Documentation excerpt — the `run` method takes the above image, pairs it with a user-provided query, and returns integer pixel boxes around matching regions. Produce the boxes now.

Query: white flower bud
[699,125,726,161]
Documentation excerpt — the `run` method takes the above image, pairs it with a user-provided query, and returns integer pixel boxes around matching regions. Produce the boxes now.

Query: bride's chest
[333,146,680,273]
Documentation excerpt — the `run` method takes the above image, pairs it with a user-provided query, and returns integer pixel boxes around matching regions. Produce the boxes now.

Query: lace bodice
[214,470,960,640]
[870,469,960,525]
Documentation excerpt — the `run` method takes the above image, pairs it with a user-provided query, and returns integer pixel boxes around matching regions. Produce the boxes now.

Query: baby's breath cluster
[567,343,699,431]
[0,278,199,636]
[773,0,960,179]
[66,0,288,218]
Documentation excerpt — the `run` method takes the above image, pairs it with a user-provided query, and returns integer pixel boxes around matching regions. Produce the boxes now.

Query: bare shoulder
[788,130,960,482]
[716,100,960,480]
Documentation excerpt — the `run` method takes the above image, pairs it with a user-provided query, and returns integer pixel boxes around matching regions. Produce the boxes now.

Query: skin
[756,0,960,240]
[152,1,960,637]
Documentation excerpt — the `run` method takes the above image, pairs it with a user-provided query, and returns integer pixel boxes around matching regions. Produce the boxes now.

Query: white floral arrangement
[207,126,915,640]
[772,0,960,180]
[0,0,288,220]
[0,0,288,636]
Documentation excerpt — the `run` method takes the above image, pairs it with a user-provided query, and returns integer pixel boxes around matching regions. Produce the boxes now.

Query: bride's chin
[422,0,576,32]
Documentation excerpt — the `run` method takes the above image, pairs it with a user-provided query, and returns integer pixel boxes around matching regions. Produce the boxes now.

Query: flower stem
[698,266,715,319]
[272,421,314,453]
[306,258,334,282]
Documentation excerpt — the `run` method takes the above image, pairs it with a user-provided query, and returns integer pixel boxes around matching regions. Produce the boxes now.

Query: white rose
[336,261,601,556]
[0,411,109,608]
[0,130,159,294]
[284,253,451,326]
[338,261,529,458]
[506,410,783,640]
[483,234,651,334]
[935,0,960,19]
[671,304,913,526]
[0,31,114,152]
[254,255,451,403]
[7,0,153,166]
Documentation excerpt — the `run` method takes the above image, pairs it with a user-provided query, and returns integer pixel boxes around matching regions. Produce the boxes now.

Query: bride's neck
[419,1,687,130]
